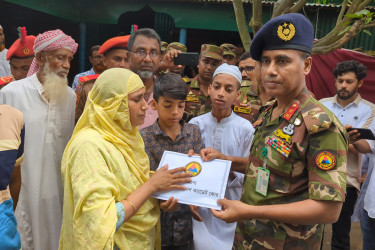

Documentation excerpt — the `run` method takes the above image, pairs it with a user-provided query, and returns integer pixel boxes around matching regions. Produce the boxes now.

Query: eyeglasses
[130,49,160,58]
[239,66,255,73]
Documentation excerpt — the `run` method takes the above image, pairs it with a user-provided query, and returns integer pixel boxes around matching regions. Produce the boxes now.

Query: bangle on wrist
[124,199,136,211]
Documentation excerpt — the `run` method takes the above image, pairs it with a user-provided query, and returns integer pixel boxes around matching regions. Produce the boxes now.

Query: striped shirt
[321,94,375,190]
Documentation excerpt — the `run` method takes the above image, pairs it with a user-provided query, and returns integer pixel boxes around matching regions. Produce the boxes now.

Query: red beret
[6,35,36,60]
[98,35,130,55]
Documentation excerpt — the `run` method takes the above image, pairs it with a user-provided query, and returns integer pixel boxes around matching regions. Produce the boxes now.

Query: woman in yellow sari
[59,68,191,249]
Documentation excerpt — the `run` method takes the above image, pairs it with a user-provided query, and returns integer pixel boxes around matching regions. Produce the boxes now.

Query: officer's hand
[210,199,247,223]
[162,49,182,68]
[199,147,226,162]
[160,197,179,212]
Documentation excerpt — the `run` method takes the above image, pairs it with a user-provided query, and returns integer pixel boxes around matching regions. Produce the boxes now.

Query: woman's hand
[160,197,179,212]
[148,164,192,193]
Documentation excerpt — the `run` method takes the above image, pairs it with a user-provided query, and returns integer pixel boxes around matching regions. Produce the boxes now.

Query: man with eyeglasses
[233,51,272,123]
[128,28,162,129]
[183,44,223,122]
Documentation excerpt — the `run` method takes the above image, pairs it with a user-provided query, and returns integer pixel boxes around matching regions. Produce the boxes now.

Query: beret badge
[23,48,30,55]
[277,22,296,41]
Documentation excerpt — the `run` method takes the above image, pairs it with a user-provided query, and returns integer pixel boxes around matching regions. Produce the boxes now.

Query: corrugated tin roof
[192,0,375,8]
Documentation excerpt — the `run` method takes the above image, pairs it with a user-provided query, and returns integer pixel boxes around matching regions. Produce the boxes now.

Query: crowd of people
[0,12,374,250]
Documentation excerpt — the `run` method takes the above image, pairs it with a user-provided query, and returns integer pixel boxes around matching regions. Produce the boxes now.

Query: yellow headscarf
[60,68,160,250]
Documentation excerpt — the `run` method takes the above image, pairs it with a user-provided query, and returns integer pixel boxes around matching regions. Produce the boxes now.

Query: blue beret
[250,13,314,61]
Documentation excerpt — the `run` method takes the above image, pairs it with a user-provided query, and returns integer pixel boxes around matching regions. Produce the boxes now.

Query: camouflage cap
[220,43,237,58]
[201,44,223,60]
[161,41,169,52]
[167,42,187,52]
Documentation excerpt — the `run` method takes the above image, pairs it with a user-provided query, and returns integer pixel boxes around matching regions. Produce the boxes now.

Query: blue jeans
[361,209,375,250]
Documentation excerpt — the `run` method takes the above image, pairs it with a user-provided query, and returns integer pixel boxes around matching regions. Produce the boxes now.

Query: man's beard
[42,62,69,103]
[137,70,154,79]
[337,87,357,100]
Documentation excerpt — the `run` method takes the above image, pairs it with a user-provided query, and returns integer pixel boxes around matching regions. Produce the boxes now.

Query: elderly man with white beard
[0,29,77,250]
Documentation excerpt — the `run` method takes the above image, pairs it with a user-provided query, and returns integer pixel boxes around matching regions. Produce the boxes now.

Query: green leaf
[345,14,360,18]
[338,26,351,36]
[355,9,370,17]
[342,21,353,26]
[365,17,372,24]
[363,30,372,36]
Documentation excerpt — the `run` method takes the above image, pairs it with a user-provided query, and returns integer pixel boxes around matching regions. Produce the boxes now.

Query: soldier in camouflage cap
[183,44,223,122]
[220,43,237,65]
[233,51,273,123]
[208,13,348,249]
[161,41,168,58]
[166,42,187,75]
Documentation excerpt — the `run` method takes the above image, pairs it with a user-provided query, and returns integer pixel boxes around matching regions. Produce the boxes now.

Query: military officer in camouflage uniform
[183,44,222,122]
[161,41,168,59]
[166,42,187,75]
[210,13,348,249]
[220,43,237,66]
[233,51,273,123]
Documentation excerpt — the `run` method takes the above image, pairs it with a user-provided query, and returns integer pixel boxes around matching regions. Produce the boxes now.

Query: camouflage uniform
[233,80,262,124]
[182,44,222,122]
[75,74,99,123]
[167,42,187,53]
[234,88,348,250]
[182,75,212,123]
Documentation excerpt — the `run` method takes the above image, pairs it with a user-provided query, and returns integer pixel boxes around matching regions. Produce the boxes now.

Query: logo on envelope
[185,161,202,177]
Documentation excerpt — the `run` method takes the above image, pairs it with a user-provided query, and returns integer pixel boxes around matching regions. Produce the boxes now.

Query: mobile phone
[346,128,375,140]
[174,52,199,66]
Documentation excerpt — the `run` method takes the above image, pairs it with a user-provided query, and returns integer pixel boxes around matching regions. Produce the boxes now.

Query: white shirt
[0,49,11,78]
[320,94,375,190]
[0,73,76,250]
[189,111,254,250]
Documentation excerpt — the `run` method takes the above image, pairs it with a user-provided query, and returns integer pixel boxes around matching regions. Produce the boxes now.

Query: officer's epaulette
[78,74,99,84]
[301,98,335,135]
[0,75,15,86]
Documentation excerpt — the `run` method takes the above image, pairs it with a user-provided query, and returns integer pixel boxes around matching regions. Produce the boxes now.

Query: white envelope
[151,150,231,210]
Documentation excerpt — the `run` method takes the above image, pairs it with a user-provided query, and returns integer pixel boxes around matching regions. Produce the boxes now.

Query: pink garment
[138,92,158,130]
[27,29,78,76]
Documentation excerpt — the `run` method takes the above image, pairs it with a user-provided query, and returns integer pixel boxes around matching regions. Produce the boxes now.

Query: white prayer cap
[0,25,3,29]
[213,63,242,83]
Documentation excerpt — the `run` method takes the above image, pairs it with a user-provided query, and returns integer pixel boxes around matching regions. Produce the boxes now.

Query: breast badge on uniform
[282,124,295,136]
[277,22,296,41]
[186,91,199,103]
[267,137,291,158]
[185,162,202,177]
[315,151,336,170]
[274,129,292,144]
[234,106,251,114]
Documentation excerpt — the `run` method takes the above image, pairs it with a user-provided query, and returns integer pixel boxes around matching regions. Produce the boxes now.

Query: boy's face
[151,96,185,127]
[208,73,240,110]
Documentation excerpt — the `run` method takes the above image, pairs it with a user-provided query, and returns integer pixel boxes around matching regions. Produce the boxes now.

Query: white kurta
[0,49,11,77]
[0,73,76,250]
[190,112,254,250]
